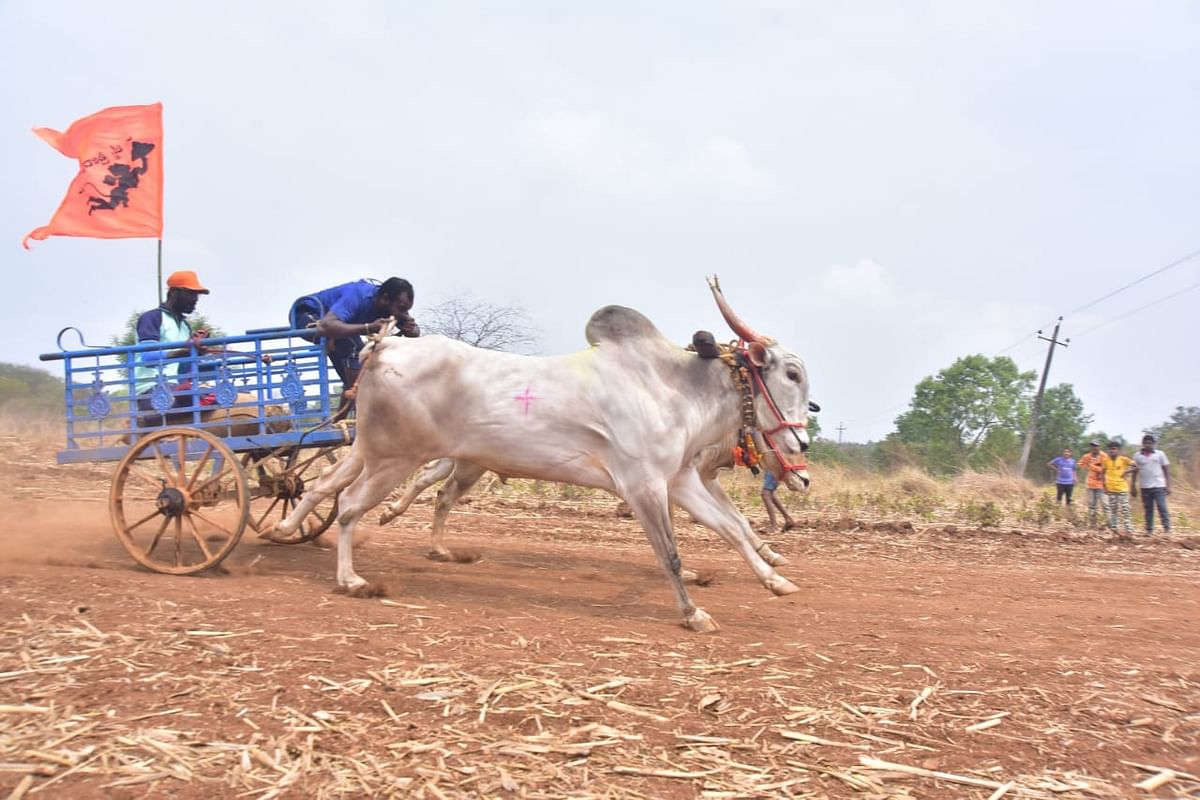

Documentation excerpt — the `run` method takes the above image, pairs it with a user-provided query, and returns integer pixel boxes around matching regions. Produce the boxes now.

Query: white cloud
[819,258,898,307]
[518,111,772,198]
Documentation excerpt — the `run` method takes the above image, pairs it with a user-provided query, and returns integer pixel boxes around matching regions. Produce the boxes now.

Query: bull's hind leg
[333,457,422,594]
[272,450,364,538]
[621,481,718,633]
[428,460,487,561]
[671,470,799,597]
[379,458,456,525]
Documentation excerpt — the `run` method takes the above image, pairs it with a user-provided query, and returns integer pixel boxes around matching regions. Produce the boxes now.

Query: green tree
[893,354,1035,474]
[0,362,65,413]
[1027,383,1093,480]
[1148,406,1200,481]
[112,310,225,349]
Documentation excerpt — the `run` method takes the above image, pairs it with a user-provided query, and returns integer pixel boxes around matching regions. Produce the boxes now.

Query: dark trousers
[1140,487,1170,532]
[1055,483,1074,505]
[289,303,362,386]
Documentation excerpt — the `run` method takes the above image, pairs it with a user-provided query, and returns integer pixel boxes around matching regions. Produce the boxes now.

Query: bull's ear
[747,341,769,368]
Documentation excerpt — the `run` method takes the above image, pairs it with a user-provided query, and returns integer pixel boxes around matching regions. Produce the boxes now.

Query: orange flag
[23,103,163,249]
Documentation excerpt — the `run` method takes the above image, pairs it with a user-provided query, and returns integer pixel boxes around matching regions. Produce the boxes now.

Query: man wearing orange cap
[134,270,211,420]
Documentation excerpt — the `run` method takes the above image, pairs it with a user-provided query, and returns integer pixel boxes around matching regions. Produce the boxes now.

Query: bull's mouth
[783,469,810,492]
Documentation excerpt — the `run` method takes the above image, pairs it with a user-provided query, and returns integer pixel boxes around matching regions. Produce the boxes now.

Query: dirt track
[1,453,1199,798]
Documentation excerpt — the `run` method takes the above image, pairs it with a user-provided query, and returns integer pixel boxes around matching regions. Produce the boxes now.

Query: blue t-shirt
[294,280,380,326]
[1050,456,1076,485]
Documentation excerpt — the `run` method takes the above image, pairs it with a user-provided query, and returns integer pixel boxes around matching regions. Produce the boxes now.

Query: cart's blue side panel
[40,327,351,462]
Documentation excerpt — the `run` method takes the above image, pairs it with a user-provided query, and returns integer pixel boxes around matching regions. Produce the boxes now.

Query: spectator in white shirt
[1132,434,1171,535]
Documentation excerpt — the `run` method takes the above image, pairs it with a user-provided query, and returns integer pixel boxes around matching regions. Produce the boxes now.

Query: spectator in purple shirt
[1047,447,1077,507]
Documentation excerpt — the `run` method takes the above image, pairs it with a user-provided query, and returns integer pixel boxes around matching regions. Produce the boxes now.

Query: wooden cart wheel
[109,428,249,575]
[243,447,340,544]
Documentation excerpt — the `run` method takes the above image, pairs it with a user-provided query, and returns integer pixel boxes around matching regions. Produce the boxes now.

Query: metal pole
[156,239,163,305]
[1016,317,1069,476]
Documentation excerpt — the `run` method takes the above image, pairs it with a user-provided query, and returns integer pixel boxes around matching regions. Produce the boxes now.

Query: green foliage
[959,499,1004,528]
[806,414,822,439]
[1148,406,1200,481]
[112,310,226,351]
[1028,383,1093,480]
[893,355,1036,475]
[0,363,65,414]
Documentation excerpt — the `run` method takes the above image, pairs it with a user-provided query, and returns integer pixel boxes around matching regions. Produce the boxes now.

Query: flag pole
[157,239,163,305]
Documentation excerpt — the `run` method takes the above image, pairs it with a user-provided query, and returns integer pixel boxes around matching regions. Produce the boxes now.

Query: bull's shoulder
[584,306,670,347]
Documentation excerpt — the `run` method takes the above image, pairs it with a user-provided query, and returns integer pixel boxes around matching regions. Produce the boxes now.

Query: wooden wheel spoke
[150,442,173,485]
[126,465,167,492]
[190,457,239,498]
[176,434,188,490]
[190,509,238,540]
[252,495,284,532]
[185,515,215,562]
[174,517,184,566]
[126,507,165,534]
[145,516,171,557]
[186,444,216,493]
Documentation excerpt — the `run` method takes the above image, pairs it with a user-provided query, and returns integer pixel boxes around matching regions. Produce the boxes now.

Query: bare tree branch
[421,295,539,353]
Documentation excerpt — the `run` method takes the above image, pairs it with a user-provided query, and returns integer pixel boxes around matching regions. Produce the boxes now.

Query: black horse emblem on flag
[79,141,155,215]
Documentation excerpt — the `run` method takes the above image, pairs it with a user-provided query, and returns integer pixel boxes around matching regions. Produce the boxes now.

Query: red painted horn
[706,276,770,344]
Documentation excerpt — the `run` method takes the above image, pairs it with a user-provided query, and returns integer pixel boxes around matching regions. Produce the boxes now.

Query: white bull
[277,285,812,632]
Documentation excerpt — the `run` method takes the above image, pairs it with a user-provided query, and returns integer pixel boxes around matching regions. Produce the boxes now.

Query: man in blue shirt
[1046,447,1077,507]
[289,277,420,397]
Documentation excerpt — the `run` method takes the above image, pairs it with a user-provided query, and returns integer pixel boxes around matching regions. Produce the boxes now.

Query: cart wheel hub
[156,487,187,518]
[277,475,305,499]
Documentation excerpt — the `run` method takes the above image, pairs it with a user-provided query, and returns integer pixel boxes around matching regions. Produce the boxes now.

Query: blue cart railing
[39,326,353,574]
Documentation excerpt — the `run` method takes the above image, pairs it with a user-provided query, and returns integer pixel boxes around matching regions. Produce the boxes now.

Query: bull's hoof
[265,522,292,540]
[766,576,801,596]
[333,581,388,598]
[378,510,397,525]
[427,549,482,564]
[683,608,720,633]
[760,546,790,567]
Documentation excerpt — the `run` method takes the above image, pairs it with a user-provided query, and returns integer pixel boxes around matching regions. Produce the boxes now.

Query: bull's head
[707,276,812,490]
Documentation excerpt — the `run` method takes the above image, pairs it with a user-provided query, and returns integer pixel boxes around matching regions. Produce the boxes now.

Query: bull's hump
[584,306,667,346]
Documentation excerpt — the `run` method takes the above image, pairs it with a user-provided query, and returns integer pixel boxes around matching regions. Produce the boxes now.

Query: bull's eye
[786,369,801,382]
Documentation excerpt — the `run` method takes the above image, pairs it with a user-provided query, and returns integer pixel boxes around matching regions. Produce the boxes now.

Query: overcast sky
[2,1,1197,443]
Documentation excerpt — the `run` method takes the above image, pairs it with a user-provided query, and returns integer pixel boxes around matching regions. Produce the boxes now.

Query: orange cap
[166,270,210,294]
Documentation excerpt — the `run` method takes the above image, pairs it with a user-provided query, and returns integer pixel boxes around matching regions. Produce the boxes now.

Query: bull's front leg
[273,451,364,537]
[332,456,422,597]
[673,471,800,597]
[622,482,718,633]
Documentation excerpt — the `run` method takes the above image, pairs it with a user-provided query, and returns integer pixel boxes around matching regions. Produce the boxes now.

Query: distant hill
[0,362,65,414]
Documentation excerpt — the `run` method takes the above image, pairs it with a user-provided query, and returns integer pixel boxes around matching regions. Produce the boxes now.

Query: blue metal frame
[39,327,352,465]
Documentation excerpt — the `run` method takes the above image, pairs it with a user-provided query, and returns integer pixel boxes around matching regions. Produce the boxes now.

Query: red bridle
[737,342,810,474]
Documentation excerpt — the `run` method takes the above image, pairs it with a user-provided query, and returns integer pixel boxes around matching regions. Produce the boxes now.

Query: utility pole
[836,422,846,444]
[1016,317,1069,477]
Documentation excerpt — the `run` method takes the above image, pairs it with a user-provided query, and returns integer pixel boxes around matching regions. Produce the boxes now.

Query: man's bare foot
[783,520,797,531]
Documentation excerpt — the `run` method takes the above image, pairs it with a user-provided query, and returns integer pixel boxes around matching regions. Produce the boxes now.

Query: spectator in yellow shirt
[1100,442,1136,536]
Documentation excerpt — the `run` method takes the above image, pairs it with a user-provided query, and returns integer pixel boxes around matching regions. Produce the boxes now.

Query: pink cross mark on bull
[513,384,541,417]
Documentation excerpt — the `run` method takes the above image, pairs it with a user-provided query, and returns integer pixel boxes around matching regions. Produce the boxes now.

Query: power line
[1071,278,1200,339]
[1066,246,1200,318]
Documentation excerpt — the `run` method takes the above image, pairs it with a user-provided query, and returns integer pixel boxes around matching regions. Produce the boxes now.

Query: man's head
[1107,441,1121,457]
[165,270,209,316]
[1142,434,1156,451]
[1088,440,1101,454]
[375,277,414,320]
[1062,448,1072,458]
